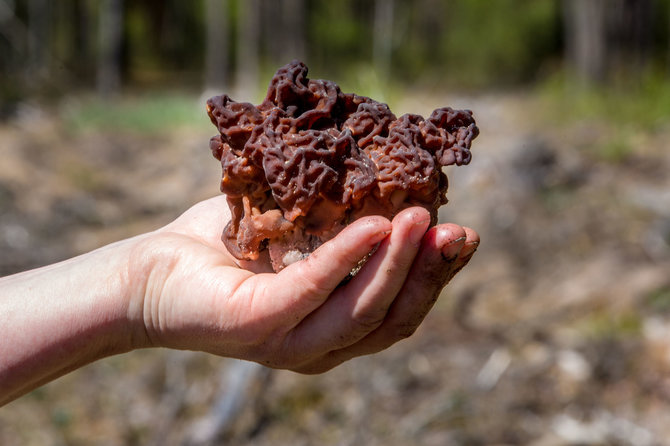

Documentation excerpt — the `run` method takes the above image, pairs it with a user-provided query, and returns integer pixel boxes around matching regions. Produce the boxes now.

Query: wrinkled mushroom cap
[208,60,478,271]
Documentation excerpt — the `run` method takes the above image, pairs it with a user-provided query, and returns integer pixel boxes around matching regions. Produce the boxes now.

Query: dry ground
[1,90,670,445]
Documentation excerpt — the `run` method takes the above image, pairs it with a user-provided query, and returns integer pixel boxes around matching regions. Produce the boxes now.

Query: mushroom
[207,60,478,272]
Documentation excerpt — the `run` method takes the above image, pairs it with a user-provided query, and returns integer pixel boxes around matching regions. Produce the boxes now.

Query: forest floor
[1,88,670,446]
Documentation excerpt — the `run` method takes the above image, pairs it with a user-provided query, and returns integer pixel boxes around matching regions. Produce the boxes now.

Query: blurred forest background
[2,0,670,102]
[2,0,670,445]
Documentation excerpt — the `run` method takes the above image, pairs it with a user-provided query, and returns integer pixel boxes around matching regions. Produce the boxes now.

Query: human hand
[130,196,479,373]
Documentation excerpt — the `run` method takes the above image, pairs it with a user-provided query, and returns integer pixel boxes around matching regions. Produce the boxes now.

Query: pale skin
[0,195,479,406]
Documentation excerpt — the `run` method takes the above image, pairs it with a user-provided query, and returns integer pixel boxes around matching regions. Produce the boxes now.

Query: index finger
[291,223,479,373]
[265,216,392,324]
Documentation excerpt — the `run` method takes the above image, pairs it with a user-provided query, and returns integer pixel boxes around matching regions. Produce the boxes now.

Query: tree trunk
[262,0,305,67]
[204,0,229,92]
[280,0,306,63]
[609,0,653,80]
[69,0,93,81]
[97,0,124,97]
[0,1,24,77]
[262,0,281,65]
[373,0,394,80]
[562,0,608,85]
[235,0,261,99]
[26,0,50,85]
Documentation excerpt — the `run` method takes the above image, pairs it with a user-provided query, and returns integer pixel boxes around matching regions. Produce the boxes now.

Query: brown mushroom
[207,60,478,272]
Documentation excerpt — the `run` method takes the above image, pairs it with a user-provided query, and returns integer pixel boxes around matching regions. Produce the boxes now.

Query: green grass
[63,93,211,134]
[645,286,670,314]
[537,72,670,163]
[577,310,643,341]
[63,71,406,137]
[539,72,670,130]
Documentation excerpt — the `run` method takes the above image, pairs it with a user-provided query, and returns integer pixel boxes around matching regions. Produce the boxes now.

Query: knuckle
[352,310,387,333]
[293,263,334,297]
[388,256,415,278]
[392,323,419,342]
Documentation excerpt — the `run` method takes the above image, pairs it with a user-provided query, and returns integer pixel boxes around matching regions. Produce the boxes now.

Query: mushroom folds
[207,60,478,271]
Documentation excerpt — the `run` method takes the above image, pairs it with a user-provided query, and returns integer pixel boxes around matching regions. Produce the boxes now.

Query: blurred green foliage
[404,0,561,87]
[309,1,372,70]
[541,72,670,130]
[645,286,670,314]
[306,0,562,88]
[63,94,208,134]
[124,1,206,76]
[578,309,643,340]
[50,407,73,429]
[3,0,670,138]
[538,71,670,163]
[7,0,667,98]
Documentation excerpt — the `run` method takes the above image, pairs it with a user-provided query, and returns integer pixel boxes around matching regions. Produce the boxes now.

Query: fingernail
[461,240,480,258]
[410,218,431,246]
[442,236,466,260]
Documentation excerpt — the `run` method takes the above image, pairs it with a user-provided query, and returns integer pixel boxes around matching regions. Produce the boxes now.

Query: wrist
[124,232,167,350]
[123,231,194,351]
[0,235,149,404]
[58,236,147,357]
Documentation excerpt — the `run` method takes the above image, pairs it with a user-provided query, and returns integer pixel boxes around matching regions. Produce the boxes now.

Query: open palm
[134,195,479,373]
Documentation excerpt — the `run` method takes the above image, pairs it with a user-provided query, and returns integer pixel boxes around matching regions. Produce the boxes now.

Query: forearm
[0,236,148,406]
[0,196,480,404]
